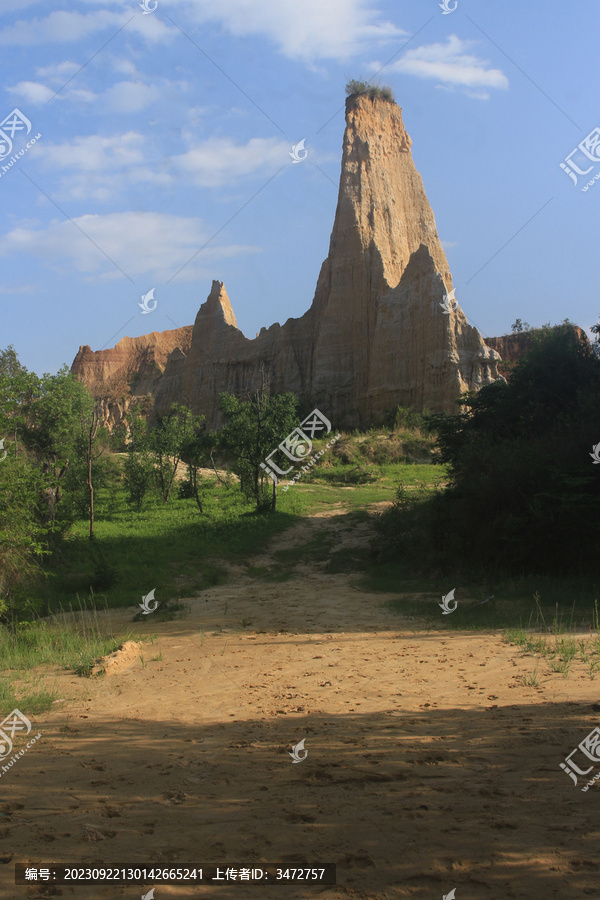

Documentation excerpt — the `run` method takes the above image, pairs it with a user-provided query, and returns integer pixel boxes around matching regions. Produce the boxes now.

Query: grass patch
[273,533,336,566]
[0,598,148,709]
[501,602,600,679]
[324,546,370,574]
[358,565,600,633]
[42,479,300,614]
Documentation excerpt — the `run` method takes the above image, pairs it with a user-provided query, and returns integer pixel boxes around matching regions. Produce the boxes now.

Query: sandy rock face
[71,326,193,428]
[73,94,503,428]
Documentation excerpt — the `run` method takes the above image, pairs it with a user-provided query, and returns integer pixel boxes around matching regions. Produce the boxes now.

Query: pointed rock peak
[204,279,238,328]
[344,90,410,139]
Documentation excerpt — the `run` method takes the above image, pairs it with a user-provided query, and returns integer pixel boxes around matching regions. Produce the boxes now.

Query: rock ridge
[73,93,503,429]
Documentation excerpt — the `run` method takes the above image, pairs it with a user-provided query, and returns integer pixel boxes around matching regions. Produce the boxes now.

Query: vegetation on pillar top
[345,79,395,103]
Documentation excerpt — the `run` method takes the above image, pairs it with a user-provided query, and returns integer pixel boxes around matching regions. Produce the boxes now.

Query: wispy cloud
[7,80,55,104]
[1,0,405,61]
[173,136,292,187]
[183,0,406,61]
[0,212,259,282]
[31,131,296,201]
[0,8,171,46]
[8,77,171,113]
[379,35,508,98]
[33,132,168,202]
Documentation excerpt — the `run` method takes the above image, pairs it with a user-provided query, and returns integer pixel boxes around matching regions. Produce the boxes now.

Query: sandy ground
[1,508,599,899]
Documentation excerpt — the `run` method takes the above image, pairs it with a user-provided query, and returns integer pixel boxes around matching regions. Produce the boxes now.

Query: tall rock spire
[74,91,503,428]
[309,91,501,417]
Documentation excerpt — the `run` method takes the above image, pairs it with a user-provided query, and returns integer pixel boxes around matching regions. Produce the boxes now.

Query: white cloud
[382,35,508,95]
[174,136,291,186]
[7,80,54,104]
[0,8,172,46]
[30,131,294,201]
[6,77,162,112]
[103,81,162,113]
[0,0,42,12]
[110,57,139,78]
[42,133,147,173]
[35,60,81,81]
[0,212,259,282]
[31,115,341,203]
[1,0,405,61]
[182,0,406,62]
[36,132,169,202]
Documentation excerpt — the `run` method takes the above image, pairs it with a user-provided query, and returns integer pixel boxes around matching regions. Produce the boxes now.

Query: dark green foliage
[382,325,600,576]
[90,547,119,591]
[345,79,395,102]
[123,448,155,511]
[0,452,49,620]
[149,404,205,503]
[382,404,428,432]
[591,313,600,358]
[0,352,108,616]
[511,318,531,333]
[218,384,299,511]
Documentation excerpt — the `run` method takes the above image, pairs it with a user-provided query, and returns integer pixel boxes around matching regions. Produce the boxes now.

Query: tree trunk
[87,407,100,541]
[87,456,94,540]
[164,458,179,503]
[271,476,277,512]
[191,465,203,512]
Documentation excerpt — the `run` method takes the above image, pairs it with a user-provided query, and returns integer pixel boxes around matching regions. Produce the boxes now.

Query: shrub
[345,80,395,102]
[420,325,600,575]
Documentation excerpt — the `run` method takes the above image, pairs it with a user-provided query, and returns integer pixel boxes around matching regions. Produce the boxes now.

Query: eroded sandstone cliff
[71,326,193,429]
[73,93,504,429]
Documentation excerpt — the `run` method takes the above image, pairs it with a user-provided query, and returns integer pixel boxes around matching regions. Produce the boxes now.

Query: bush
[123,449,155,511]
[90,548,119,591]
[345,80,395,102]
[332,436,357,464]
[411,325,600,575]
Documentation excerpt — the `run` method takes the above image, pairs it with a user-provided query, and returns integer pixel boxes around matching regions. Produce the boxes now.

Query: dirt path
[2,510,599,899]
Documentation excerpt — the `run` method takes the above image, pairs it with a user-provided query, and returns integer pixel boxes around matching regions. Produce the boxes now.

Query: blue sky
[0,0,598,375]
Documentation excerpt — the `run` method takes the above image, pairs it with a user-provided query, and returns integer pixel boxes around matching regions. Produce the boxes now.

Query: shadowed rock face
[484,326,589,379]
[73,93,503,429]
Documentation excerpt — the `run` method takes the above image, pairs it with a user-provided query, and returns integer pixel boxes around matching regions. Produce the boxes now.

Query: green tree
[0,452,49,621]
[122,407,155,511]
[591,313,600,358]
[218,380,299,511]
[425,324,600,574]
[149,404,204,503]
[179,418,208,511]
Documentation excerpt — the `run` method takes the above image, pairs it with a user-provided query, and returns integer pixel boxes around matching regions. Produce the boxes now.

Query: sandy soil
[1,509,599,899]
